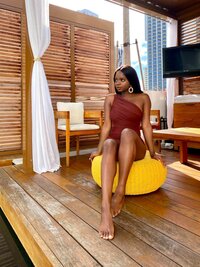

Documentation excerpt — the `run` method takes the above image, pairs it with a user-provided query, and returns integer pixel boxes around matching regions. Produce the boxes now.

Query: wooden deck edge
[0,177,62,267]
[0,159,13,167]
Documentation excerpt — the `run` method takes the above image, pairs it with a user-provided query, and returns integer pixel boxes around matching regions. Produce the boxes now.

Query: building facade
[145,15,167,91]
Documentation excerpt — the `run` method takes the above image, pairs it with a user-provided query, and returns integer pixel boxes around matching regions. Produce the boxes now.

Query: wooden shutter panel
[73,27,111,147]
[43,21,71,110]
[74,27,110,110]
[180,17,200,94]
[0,8,21,152]
[180,17,200,45]
[43,21,71,148]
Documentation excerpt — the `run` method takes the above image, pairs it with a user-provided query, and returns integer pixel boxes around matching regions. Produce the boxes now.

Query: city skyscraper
[145,15,167,90]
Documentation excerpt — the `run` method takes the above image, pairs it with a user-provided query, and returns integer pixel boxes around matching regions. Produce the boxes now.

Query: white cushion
[174,94,200,103]
[57,102,84,125]
[150,121,158,126]
[58,123,100,131]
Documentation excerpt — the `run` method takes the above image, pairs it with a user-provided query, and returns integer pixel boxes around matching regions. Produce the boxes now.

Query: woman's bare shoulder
[105,93,115,103]
[106,92,115,97]
[140,92,151,102]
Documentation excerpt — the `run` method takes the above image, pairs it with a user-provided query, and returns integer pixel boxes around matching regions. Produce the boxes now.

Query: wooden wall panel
[0,8,21,152]
[174,103,200,128]
[174,102,200,149]
[183,77,200,94]
[43,21,71,110]
[180,16,200,95]
[43,18,113,149]
[74,27,110,110]
[0,4,114,157]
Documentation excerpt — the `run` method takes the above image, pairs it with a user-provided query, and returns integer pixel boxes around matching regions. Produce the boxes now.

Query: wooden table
[153,128,200,164]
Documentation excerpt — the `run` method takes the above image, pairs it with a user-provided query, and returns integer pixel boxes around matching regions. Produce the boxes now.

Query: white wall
[146,90,166,118]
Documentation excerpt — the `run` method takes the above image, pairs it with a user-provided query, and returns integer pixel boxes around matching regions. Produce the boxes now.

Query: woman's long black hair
[114,65,143,94]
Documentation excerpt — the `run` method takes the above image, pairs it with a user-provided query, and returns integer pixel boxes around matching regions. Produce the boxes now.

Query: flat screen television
[163,43,200,78]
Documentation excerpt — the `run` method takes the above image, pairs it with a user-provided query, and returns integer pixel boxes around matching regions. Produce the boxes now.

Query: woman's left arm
[141,94,164,164]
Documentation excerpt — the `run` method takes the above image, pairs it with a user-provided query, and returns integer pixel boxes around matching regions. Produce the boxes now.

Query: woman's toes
[102,232,108,239]
[112,209,120,218]
[99,230,114,240]
[108,234,114,240]
[99,232,103,238]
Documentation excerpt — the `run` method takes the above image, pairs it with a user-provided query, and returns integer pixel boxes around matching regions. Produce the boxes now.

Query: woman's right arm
[89,94,113,159]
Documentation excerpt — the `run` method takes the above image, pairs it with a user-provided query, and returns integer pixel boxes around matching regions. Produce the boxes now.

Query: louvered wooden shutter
[43,21,71,148]
[73,27,110,147]
[180,17,200,45]
[43,21,112,150]
[74,27,110,110]
[43,21,71,109]
[180,17,200,94]
[0,8,22,152]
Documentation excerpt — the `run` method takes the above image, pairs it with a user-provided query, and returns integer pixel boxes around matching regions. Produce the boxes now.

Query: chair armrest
[54,110,70,119]
[84,110,103,127]
[150,109,161,129]
[84,110,103,118]
[54,111,70,134]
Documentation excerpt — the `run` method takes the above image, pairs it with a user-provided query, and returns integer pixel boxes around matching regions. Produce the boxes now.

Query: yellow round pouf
[91,151,167,195]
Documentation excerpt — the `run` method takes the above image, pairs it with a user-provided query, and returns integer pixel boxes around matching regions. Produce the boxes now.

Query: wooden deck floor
[0,149,200,267]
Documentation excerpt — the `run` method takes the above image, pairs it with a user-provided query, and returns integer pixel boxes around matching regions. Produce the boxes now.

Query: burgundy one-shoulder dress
[107,94,143,143]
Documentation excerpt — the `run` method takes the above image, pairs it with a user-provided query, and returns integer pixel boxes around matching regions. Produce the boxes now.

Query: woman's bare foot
[111,192,125,217]
[99,207,114,240]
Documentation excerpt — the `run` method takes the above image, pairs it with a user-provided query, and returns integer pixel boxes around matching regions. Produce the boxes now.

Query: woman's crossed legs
[99,128,146,240]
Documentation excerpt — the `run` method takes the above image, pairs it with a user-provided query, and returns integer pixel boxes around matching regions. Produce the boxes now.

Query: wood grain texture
[0,8,22,153]
[0,149,200,266]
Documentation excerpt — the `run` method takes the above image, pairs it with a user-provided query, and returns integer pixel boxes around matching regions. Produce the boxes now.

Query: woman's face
[114,70,130,93]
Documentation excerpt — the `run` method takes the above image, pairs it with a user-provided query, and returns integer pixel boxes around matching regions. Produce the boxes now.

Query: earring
[128,87,134,93]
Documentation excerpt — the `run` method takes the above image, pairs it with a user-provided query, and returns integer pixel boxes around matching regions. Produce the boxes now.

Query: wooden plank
[34,173,179,267]
[127,194,200,235]
[2,149,200,266]
[167,167,200,186]
[40,167,200,266]
[0,159,12,167]
[167,161,200,181]
[165,177,200,194]
[153,128,200,164]
[148,186,200,212]
[0,168,98,267]
[4,166,138,267]
[60,161,200,240]
[143,189,200,223]
[162,182,200,202]
[0,169,61,267]
[153,128,200,143]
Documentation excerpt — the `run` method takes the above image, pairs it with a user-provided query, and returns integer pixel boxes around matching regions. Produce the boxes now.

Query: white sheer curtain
[166,19,179,129]
[25,0,60,173]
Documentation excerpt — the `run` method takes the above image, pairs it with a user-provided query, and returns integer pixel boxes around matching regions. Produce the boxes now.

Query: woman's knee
[103,139,118,153]
[120,128,138,142]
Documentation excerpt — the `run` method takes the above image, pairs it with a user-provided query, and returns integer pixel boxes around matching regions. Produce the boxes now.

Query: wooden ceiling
[126,0,200,21]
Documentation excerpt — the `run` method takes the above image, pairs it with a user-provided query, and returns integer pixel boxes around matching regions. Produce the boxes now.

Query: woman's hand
[89,150,101,161]
[151,152,165,166]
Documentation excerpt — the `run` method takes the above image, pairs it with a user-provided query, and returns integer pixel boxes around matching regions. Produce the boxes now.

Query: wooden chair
[150,109,161,151]
[54,102,103,167]
[150,109,161,130]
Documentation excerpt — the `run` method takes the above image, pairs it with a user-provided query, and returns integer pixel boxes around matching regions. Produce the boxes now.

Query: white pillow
[57,102,84,125]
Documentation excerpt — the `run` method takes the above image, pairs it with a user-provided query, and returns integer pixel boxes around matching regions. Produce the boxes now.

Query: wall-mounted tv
[163,43,200,78]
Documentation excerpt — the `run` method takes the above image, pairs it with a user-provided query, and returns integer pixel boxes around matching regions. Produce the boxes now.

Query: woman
[90,65,163,240]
